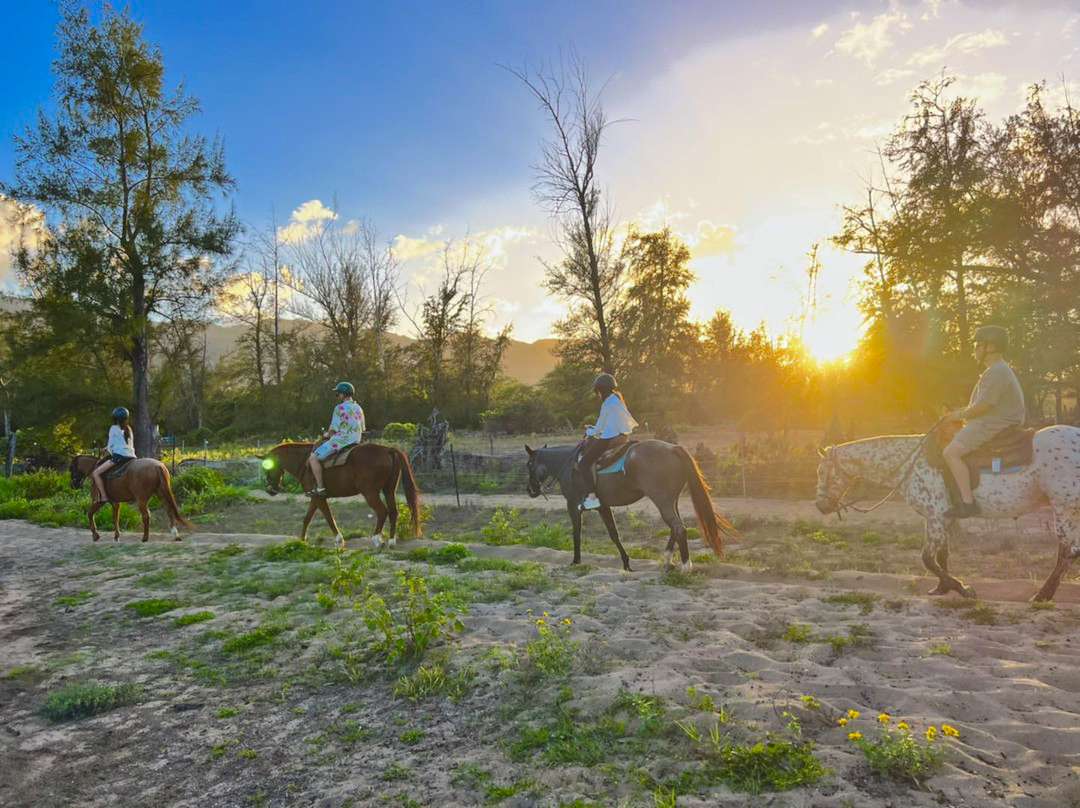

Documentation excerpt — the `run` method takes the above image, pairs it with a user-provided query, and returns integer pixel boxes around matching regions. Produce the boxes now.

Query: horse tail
[674,445,738,557]
[157,463,194,531]
[392,447,422,537]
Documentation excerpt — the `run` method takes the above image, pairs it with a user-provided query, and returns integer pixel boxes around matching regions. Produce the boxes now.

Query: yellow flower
[847,731,862,741]
[941,724,960,738]
[925,726,937,741]
[562,618,572,625]
[543,611,550,617]
[535,618,546,626]
[877,713,891,724]
[846,709,860,720]
[837,717,848,727]
[896,721,910,732]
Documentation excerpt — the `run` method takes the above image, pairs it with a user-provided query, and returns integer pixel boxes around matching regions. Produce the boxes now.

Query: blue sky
[3,1,1079,354]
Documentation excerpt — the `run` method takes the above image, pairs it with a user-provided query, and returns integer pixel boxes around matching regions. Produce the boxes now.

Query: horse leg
[923,518,974,598]
[1032,508,1080,603]
[111,503,121,542]
[138,498,151,543]
[316,499,345,550]
[299,499,319,542]
[566,502,583,565]
[658,501,691,571]
[382,481,399,545]
[87,500,104,542]
[598,506,631,572]
[362,491,388,549]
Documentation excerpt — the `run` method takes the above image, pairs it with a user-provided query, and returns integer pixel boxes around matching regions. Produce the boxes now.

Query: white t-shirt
[586,394,639,439]
[107,425,136,458]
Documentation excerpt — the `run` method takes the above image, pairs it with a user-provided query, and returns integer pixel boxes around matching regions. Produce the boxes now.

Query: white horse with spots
[815,425,1080,602]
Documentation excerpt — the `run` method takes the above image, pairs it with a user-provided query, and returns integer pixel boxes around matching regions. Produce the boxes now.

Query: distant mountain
[204,321,559,385]
[1,295,561,384]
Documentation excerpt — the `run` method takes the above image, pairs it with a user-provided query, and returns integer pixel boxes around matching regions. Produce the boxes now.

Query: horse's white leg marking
[680,558,693,573]
[386,536,397,548]
[370,533,384,549]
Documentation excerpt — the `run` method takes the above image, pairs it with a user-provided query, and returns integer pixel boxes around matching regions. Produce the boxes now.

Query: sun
[801,315,861,364]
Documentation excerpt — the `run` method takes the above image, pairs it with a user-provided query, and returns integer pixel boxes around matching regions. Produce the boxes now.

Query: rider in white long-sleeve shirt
[579,373,638,510]
[92,407,137,502]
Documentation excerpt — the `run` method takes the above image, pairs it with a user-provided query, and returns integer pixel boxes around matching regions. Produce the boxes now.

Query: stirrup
[307,487,328,499]
[580,494,601,511]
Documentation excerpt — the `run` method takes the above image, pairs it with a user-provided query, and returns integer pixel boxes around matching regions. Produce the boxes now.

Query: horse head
[524,444,543,498]
[69,454,95,489]
[814,445,854,515]
[260,449,285,496]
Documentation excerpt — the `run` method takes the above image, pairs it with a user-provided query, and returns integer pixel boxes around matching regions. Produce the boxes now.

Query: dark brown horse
[525,441,738,572]
[70,455,192,543]
[262,442,421,549]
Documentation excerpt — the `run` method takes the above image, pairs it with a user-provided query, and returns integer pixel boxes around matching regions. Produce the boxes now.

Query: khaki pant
[946,418,1021,455]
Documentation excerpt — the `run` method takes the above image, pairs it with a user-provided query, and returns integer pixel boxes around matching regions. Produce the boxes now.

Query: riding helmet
[973,325,1008,353]
[592,373,618,395]
[333,381,355,397]
[112,406,130,421]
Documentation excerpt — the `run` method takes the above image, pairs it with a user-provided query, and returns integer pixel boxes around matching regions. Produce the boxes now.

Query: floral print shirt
[325,400,365,451]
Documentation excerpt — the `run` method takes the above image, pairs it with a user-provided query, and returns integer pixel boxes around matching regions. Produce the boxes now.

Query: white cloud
[908,28,1008,66]
[875,67,915,86]
[277,198,337,244]
[0,197,46,285]
[689,221,738,259]
[812,23,829,39]
[951,72,1007,102]
[921,0,943,22]
[835,9,911,66]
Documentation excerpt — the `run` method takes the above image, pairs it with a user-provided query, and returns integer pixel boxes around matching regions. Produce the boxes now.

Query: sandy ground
[3,512,1080,807]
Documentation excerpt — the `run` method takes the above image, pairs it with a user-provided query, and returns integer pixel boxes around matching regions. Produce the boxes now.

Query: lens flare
[261,458,275,470]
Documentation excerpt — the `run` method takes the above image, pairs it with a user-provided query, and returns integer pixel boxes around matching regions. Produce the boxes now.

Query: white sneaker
[581,494,601,511]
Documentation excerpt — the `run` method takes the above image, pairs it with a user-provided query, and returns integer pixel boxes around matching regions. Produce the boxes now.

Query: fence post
[449,442,461,507]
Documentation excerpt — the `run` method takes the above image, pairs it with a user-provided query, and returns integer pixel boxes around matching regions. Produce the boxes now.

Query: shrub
[173,466,224,500]
[41,681,140,722]
[845,713,956,785]
[382,422,418,442]
[524,614,577,678]
[361,571,465,665]
[393,662,475,701]
[0,471,70,502]
[262,540,331,563]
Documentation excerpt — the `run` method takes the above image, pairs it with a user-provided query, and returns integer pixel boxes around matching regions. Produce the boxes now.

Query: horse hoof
[170,527,179,539]
[958,585,976,599]
[335,533,346,549]
[680,560,694,574]
[92,536,100,542]
[387,537,397,548]
[927,585,950,596]
[370,534,384,549]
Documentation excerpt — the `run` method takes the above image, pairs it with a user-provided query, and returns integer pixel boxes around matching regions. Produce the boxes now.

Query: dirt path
[3,518,1080,807]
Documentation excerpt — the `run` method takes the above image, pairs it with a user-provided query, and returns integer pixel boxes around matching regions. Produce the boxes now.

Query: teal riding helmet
[333,381,355,397]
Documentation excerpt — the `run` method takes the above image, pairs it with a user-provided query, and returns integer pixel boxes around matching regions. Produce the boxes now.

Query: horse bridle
[528,447,579,500]
[820,418,946,518]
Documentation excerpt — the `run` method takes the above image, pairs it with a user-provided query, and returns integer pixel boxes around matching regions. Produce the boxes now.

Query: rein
[532,445,582,499]
[827,416,948,518]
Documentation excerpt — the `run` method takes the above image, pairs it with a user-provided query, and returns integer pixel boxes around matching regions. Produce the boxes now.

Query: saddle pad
[323,444,359,469]
[598,443,635,475]
[104,458,135,480]
[598,453,629,475]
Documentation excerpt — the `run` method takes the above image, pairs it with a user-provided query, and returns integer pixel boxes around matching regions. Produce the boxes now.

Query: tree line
[1,8,1077,463]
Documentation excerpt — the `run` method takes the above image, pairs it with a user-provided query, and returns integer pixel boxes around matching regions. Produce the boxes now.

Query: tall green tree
[5,4,238,455]
[616,227,698,418]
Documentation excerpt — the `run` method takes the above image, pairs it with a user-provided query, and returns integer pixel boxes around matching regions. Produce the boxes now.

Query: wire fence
[167,429,828,501]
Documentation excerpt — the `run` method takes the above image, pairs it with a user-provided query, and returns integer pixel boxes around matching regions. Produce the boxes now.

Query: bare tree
[222,248,274,391]
[507,53,624,372]
[284,208,399,372]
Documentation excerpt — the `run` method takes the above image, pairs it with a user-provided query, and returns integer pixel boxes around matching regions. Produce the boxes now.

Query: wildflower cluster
[839,708,960,784]
[524,611,577,678]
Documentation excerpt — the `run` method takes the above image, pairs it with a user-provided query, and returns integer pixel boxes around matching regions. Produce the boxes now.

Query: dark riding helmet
[333,381,355,397]
[592,373,618,395]
[112,406,130,421]
[973,325,1008,353]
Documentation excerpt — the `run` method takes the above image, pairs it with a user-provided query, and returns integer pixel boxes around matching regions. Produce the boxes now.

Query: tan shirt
[965,358,1025,427]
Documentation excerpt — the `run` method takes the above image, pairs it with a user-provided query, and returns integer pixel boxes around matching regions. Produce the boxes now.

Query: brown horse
[70,455,192,543]
[261,442,421,549]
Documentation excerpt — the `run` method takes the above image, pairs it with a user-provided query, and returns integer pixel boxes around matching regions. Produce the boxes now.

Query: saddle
[321,443,360,469]
[596,438,637,475]
[99,456,135,480]
[929,424,1035,502]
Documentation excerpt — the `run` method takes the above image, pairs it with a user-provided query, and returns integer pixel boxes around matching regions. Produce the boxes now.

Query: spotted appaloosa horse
[815,425,1080,602]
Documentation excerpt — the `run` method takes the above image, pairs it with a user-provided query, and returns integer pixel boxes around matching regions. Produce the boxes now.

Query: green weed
[41,681,140,722]
[394,662,475,701]
[126,598,185,618]
[54,590,96,608]
[173,611,215,627]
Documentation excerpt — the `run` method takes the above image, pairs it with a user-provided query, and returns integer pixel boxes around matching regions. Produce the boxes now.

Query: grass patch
[400,728,425,745]
[174,611,215,627]
[262,540,331,563]
[927,642,952,656]
[221,623,287,654]
[405,542,472,565]
[782,624,814,644]
[41,681,140,722]
[822,591,880,615]
[217,706,240,718]
[126,598,185,618]
[394,662,475,701]
[54,590,96,608]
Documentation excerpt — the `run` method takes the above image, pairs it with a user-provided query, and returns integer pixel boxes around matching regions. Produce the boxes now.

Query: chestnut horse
[70,455,192,543]
[261,442,421,549]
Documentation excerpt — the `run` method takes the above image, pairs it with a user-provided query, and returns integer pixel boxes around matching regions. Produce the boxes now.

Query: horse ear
[524,444,534,455]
